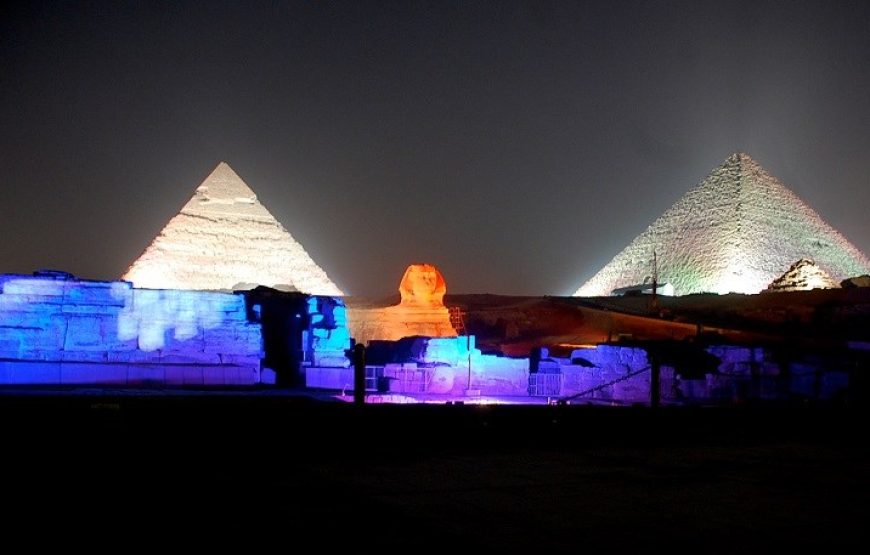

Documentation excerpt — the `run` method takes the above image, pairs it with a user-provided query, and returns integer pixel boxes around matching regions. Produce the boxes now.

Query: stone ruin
[766,258,840,292]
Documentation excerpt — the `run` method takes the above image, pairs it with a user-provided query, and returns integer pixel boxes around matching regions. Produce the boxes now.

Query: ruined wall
[0,274,263,385]
[320,339,851,405]
[303,295,352,368]
[559,346,652,404]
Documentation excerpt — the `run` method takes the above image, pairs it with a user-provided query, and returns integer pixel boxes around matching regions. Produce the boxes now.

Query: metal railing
[559,365,651,403]
[528,373,563,396]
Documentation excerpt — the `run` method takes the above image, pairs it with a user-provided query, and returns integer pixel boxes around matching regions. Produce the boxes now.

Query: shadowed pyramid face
[123,162,343,295]
[574,153,870,297]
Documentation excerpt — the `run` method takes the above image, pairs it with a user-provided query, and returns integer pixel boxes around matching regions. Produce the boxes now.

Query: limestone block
[164,366,186,385]
[63,282,129,306]
[202,330,245,351]
[182,366,205,385]
[220,366,241,384]
[312,354,350,368]
[162,333,205,353]
[261,368,277,385]
[474,355,528,395]
[236,365,261,385]
[61,363,128,385]
[324,327,351,347]
[305,367,354,389]
[427,366,455,394]
[709,346,753,364]
[2,278,66,297]
[0,297,64,312]
[0,332,22,354]
[107,351,160,363]
[0,360,62,384]
[67,321,136,353]
[0,310,62,328]
[202,365,236,385]
[61,351,109,363]
[60,303,123,316]
[218,354,261,366]
[17,327,66,351]
[420,337,463,365]
[127,365,166,384]
[333,306,348,325]
[382,364,404,378]
[155,353,216,364]
[611,374,649,403]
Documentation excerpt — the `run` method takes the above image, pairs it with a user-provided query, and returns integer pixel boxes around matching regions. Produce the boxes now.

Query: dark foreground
[2,393,868,551]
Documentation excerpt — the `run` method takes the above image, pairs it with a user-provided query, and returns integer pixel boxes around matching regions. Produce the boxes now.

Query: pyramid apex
[194,162,256,202]
[205,160,244,180]
[724,151,757,164]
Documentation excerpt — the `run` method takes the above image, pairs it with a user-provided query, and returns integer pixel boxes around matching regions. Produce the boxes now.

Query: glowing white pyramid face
[123,162,343,295]
[575,153,870,296]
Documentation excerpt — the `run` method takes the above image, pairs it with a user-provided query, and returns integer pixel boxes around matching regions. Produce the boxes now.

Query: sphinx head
[398,264,447,307]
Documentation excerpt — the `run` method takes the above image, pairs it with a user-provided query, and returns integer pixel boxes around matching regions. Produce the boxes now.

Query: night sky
[1,1,868,296]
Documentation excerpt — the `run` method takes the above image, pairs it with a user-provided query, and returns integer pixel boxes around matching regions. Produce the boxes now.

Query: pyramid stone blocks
[124,163,342,296]
[575,153,870,296]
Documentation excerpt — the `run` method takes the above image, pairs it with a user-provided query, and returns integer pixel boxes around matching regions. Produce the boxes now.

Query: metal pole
[353,343,366,405]
[650,360,661,408]
[467,334,472,390]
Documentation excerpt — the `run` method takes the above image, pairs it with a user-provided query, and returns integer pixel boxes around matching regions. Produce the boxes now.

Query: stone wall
[0,274,263,385]
[303,296,352,368]
[312,338,851,405]
[558,346,652,404]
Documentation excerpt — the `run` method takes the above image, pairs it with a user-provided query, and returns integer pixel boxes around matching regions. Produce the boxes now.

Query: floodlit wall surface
[0,275,263,385]
[308,339,850,405]
[302,295,352,368]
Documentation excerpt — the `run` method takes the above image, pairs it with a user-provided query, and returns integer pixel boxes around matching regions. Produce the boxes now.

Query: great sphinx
[346,263,457,343]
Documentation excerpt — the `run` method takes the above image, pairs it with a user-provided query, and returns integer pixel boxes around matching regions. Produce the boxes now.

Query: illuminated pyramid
[766,258,839,292]
[123,162,343,295]
[575,153,870,296]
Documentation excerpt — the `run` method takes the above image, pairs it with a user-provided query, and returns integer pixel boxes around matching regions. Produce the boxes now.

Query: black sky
[1,0,868,296]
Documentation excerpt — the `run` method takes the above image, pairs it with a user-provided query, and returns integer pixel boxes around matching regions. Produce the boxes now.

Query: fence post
[650,360,661,408]
[353,343,366,405]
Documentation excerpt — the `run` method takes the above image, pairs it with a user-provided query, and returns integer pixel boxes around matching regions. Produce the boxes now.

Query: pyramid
[123,162,343,295]
[766,259,839,292]
[574,153,870,296]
